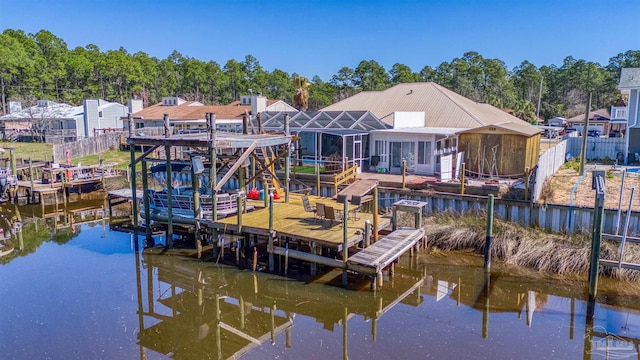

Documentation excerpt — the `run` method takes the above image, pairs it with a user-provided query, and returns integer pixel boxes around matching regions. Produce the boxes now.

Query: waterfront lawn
[74,149,139,171]
[0,141,53,162]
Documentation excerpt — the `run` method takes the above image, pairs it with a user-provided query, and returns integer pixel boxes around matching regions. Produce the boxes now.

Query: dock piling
[342,194,349,286]
[484,194,494,270]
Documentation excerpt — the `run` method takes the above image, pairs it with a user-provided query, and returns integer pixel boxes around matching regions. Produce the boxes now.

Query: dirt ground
[545,165,640,211]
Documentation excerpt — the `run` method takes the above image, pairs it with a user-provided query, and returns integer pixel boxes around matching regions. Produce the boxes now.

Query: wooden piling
[342,194,349,286]
[373,187,379,243]
[284,113,290,203]
[402,159,406,189]
[484,194,494,270]
[316,162,321,196]
[141,160,151,242]
[163,113,173,248]
[128,114,139,250]
[268,192,274,272]
[460,162,465,195]
[209,113,218,221]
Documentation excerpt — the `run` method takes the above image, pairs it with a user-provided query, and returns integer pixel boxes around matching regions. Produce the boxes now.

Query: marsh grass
[421,212,640,281]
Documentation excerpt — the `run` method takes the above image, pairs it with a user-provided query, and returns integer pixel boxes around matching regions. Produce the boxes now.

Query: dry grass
[422,212,640,281]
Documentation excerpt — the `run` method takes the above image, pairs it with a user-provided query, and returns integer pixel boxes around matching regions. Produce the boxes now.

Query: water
[1,200,640,359]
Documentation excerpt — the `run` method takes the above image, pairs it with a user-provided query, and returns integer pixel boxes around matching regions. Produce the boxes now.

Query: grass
[74,149,140,171]
[0,141,53,162]
[421,212,640,281]
[292,165,325,175]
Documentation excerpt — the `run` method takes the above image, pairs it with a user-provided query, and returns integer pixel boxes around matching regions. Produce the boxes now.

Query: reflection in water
[137,251,425,359]
[4,199,640,358]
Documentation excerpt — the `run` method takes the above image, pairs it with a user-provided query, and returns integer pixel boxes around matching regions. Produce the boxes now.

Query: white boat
[145,187,253,220]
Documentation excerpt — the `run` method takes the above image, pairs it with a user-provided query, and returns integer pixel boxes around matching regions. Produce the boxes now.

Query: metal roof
[619,68,640,89]
[320,82,541,136]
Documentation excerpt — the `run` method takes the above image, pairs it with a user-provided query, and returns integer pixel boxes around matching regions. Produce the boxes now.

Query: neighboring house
[566,109,612,136]
[619,68,640,162]
[127,95,296,133]
[0,99,128,142]
[546,117,567,128]
[322,82,542,177]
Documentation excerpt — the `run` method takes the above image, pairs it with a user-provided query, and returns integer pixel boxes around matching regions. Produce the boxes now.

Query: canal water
[1,200,640,359]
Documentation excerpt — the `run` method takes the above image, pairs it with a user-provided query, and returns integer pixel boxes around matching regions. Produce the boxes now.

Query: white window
[375,140,387,163]
[418,141,432,165]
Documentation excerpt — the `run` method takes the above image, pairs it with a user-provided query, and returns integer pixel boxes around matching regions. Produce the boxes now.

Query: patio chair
[350,195,363,220]
[324,205,338,226]
[336,194,348,204]
[302,195,315,213]
[315,202,326,223]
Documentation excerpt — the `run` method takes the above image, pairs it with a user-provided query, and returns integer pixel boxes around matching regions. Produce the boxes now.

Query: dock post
[250,156,256,190]
[284,113,290,203]
[163,113,173,248]
[482,271,490,338]
[402,159,406,189]
[208,113,218,221]
[460,162,465,194]
[310,241,317,276]
[141,160,152,243]
[392,204,397,232]
[343,307,349,360]
[28,158,35,204]
[268,192,274,272]
[316,163,321,196]
[128,114,139,250]
[215,294,222,360]
[364,220,371,247]
[263,178,269,208]
[342,195,349,286]
[9,149,16,180]
[191,158,200,219]
[237,194,243,233]
[484,194,494,270]
[588,175,605,311]
[373,186,379,243]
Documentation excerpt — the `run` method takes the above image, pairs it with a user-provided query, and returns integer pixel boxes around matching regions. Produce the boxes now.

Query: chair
[324,206,338,226]
[336,194,348,204]
[302,195,315,213]
[350,195,363,220]
[315,203,326,223]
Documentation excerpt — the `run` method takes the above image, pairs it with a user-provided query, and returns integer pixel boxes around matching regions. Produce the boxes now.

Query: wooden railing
[333,163,358,195]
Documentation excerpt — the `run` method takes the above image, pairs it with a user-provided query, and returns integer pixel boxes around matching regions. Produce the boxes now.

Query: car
[587,129,601,137]
[609,130,622,138]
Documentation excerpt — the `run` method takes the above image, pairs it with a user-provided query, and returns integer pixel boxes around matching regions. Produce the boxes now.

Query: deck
[216,194,390,249]
[348,227,425,275]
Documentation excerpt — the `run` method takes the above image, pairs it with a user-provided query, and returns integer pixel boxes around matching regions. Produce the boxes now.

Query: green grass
[292,165,325,174]
[0,141,53,162]
[74,149,139,171]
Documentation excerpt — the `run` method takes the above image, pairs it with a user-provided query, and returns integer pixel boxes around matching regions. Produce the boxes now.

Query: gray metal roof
[619,68,640,89]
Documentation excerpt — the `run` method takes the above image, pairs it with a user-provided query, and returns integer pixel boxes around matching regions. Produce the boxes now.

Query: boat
[145,186,254,220]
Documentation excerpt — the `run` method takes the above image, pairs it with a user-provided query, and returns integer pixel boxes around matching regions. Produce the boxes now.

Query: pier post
[215,294,222,360]
[268,192,274,272]
[141,160,151,243]
[373,186,379,243]
[364,220,371,247]
[163,113,173,248]
[484,194,494,270]
[342,194,349,286]
[460,162,465,194]
[192,158,201,219]
[237,194,243,233]
[482,271,490,338]
[284,113,290,203]
[343,307,349,360]
[209,113,218,221]
[28,158,35,203]
[402,159,406,189]
[316,163,321,196]
[588,173,605,311]
[128,113,139,250]
[310,241,317,276]
[250,156,256,190]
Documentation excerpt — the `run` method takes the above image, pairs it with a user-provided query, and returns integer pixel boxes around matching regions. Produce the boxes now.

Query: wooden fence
[52,127,168,162]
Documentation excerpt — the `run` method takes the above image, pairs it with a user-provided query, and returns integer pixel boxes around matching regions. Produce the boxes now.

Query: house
[619,68,640,161]
[566,109,612,136]
[0,99,128,142]
[126,94,296,133]
[321,82,542,177]
[254,110,391,171]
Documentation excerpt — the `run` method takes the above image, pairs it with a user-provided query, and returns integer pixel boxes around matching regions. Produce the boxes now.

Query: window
[418,141,432,165]
[375,140,387,163]
[98,111,103,118]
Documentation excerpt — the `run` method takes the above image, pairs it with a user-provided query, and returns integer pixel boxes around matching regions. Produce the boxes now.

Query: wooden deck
[216,195,390,249]
[348,227,425,275]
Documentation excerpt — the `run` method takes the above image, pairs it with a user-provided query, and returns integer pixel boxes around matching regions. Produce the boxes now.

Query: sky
[0,0,639,81]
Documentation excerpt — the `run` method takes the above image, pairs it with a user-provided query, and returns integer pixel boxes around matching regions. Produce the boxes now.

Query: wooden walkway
[348,227,425,275]
[336,179,378,201]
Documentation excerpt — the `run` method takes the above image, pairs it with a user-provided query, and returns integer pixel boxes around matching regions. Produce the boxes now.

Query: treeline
[1,29,639,121]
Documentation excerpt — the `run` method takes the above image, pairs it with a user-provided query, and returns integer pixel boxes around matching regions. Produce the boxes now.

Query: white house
[619,68,640,162]
[0,99,128,142]
[322,82,541,176]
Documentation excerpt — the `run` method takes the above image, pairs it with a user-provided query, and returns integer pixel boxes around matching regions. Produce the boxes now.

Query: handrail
[333,163,358,194]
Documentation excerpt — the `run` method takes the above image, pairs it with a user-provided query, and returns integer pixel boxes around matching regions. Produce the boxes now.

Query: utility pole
[536,76,543,121]
[579,93,592,176]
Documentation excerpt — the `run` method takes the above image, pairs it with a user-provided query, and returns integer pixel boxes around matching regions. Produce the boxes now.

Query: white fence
[532,140,567,202]
[566,137,626,161]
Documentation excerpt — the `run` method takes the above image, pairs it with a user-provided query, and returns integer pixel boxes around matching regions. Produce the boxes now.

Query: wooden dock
[348,227,425,275]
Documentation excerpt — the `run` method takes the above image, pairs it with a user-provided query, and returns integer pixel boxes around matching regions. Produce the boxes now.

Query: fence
[52,127,168,163]
[532,140,567,202]
[566,137,626,161]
